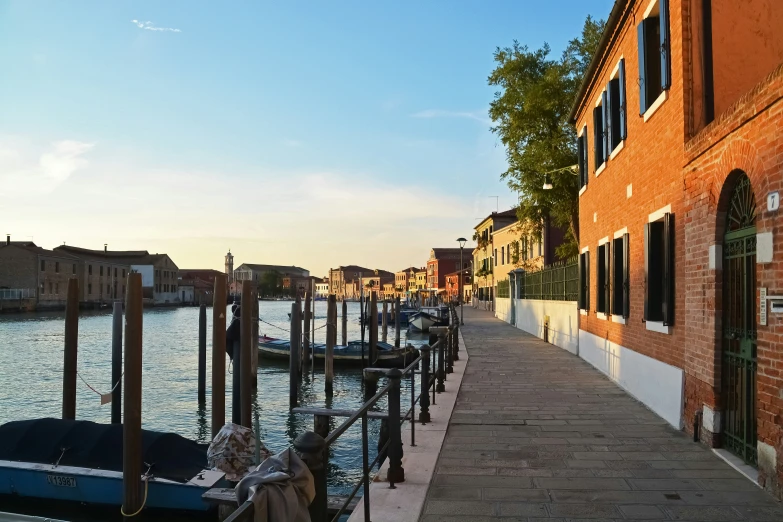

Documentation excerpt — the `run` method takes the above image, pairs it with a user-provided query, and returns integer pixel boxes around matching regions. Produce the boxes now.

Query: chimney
[104,244,108,253]
[6,234,9,246]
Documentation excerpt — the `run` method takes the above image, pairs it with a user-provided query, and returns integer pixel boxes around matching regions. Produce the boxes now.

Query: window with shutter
[608,79,622,151]
[644,213,673,326]
[601,91,609,162]
[577,134,586,189]
[578,251,590,311]
[597,243,609,314]
[638,0,668,115]
[618,59,627,139]
[593,105,604,169]
[612,234,629,319]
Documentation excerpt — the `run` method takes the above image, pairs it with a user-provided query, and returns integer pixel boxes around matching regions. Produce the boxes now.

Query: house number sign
[767,192,779,212]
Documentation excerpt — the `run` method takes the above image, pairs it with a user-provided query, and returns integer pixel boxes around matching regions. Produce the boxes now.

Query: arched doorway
[721,172,758,466]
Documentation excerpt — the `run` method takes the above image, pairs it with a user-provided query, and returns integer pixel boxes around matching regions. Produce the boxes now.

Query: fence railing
[226,305,461,522]
[519,257,578,301]
[496,279,510,298]
[0,288,36,300]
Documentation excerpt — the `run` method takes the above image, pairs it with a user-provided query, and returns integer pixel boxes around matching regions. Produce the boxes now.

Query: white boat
[408,311,438,332]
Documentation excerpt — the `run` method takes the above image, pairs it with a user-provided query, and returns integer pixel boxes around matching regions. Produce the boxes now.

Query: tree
[260,270,282,297]
[488,16,605,259]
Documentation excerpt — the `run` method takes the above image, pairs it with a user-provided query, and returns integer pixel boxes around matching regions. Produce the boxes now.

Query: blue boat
[0,418,226,513]
[376,308,418,326]
[259,336,418,367]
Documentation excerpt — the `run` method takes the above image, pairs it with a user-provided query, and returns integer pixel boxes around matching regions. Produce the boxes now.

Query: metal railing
[226,305,461,522]
[0,288,36,300]
[519,257,578,301]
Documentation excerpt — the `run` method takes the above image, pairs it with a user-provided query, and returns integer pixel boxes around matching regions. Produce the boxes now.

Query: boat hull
[409,312,437,332]
[258,337,418,367]
[0,461,214,511]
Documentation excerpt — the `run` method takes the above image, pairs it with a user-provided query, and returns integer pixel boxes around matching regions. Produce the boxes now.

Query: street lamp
[541,164,579,190]
[457,237,467,325]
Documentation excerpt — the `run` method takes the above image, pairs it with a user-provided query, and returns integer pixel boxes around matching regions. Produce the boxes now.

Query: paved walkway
[420,308,783,521]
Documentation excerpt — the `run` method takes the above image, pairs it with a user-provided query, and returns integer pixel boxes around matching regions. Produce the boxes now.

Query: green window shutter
[618,58,627,139]
[601,90,609,162]
[660,0,671,90]
[609,78,621,150]
[663,213,675,325]
[578,253,584,309]
[582,126,589,185]
[637,22,647,114]
[577,135,585,188]
[644,223,650,320]
[623,233,630,319]
[593,106,603,168]
[586,251,590,311]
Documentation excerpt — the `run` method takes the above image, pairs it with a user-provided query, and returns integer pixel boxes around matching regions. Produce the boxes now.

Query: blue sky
[0,0,613,276]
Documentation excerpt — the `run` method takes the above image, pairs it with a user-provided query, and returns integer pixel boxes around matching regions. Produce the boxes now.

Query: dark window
[55,262,59,273]
[40,260,45,271]
[107,284,111,294]
[593,101,605,168]
[72,264,76,274]
[501,246,505,265]
[597,243,609,314]
[644,213,675,324]
[122,269,126,278]
[608,75,623,150]
[100,266,103,276]
[637,0,670,114]
[122,285,126,294]
[578,251,590,310]
[577,129,588,188]
[55,283,59,294]
[114,268,117,278]
[88,283,92,295]
[88,265,92,275]
[612,234,630,318]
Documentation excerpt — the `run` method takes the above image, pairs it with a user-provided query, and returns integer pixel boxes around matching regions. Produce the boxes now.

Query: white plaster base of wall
[509,299,579,355]
[495,297,512,323]
[578,329,684,429]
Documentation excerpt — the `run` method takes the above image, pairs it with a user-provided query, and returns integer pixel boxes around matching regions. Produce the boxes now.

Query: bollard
[289,302,299,409]
[418,345,431,423]
[446,325,454,375]
[240,281,253,428]
[436,333,445,393]
[62,278,79,420]
[362,368,380,401]
[325,295,336,395]
[212,274,227,438]
[303,292,312,369]
[123,273,143,518]
[198,304,207,404]
[341,300,347,346]
[314,414,329,439]
[251,295,259,388]
[111,301,123,424]
[386,368,405,485]
[232,339,241,425]
[453,323,460,362]
[294,432,327,522]
[394,296,401,348]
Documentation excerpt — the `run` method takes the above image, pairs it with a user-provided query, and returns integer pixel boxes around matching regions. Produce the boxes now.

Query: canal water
[0,300,427,521]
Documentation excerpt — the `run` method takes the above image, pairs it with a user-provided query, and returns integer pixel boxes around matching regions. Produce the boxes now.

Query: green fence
[496,279,510,298]
[519,257,578,301]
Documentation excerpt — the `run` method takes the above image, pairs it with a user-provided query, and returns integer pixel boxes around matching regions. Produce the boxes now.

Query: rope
[258,318,290,333]
[77,371,123,397]
[120,475,149,517]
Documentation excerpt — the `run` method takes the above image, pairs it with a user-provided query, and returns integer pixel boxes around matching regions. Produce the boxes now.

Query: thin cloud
[411,109,489,124]
[131,20,181,33]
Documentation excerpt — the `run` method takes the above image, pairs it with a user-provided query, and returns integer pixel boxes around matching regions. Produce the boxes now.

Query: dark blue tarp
[0,418,207,483]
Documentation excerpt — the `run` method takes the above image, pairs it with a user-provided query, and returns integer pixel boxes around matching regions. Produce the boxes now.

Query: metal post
[240,281,252,428]
[289,302,299,408]
[62,277,79,420]
[459,245,465,325]
[361,412,371,520]
[212,274,227,438]
[410,356,416,447]
[386,368,404,485]
[123,273,143,517]
[370,292,378,365]
[394,296,401,348]
[294,432,327,522]
[436,334,445,393]
[198,303,207,404]
[111,301,122,424]
[419,345,431,423]
[453,322,460,362]
[446,326,454,374]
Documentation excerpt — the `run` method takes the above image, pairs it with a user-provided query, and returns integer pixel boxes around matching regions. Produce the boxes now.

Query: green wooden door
[721,174,758,466]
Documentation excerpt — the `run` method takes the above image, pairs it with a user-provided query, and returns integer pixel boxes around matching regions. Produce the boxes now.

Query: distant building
[395,267,418,299]
[225,251,234,286]
[328,265,374,300]
[361,270,395,300]
[179,269,224,305]
[233,263,309,296]
[315,278,329,298]
[54,245,179,305]
[426,248,462,296]
[473,209,518,305]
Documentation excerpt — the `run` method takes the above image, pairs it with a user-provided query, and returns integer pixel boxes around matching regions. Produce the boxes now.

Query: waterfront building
[571,0,783,496]
[315,278,329,298]
[233,263,309,296]
[361,270,394,299]
[55,245,178,305]
[179,269,224,305]
[394,267,418,300]
[328,265,374,300]
[425,248,462,299]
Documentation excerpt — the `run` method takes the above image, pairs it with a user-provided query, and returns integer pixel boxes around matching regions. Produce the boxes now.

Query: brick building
[179,268,224,305]
[571,0,783,496]
[425,248,462,297]
[328,265,374,300]
[233,263,309,297]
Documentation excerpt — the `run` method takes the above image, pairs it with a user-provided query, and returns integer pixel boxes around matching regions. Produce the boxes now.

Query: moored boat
[258,336,418,367]
[0,418,225,513]
[408,311,438,332]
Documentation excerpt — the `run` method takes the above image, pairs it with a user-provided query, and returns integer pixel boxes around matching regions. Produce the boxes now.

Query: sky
[0,0,613,277]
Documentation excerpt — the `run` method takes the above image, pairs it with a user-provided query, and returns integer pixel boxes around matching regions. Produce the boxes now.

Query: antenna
[488,196,499,213]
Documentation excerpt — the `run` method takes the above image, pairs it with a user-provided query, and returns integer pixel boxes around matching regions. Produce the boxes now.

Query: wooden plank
[292,407,389,419]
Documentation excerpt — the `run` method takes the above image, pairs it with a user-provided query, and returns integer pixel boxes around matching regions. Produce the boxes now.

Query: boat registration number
[47,474,77,487]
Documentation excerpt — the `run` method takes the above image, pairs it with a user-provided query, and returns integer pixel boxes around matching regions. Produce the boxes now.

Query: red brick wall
[683,63,783,497]
[575,0,687,372]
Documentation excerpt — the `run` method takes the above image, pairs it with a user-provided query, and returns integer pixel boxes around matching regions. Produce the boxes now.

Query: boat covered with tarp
[258,336,418,367]
[0,418,225,512]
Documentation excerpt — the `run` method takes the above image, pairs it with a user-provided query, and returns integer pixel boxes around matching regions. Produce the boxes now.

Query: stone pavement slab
[419,308,783,521]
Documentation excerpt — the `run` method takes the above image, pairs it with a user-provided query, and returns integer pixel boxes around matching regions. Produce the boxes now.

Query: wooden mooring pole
[62,277,79,420]
[212,274,227,438]
[394,296,401,348]
[370,292,378,365]
[111,301,122,424]
[382,300,388,343]
[341,300,347,346]
[198,303,207,404]
[240,281,253,428]
[303,292,312,370]
[251,294,259,389]
[289,301,300,408]
[123,273,143,518]
[325,295,336,395]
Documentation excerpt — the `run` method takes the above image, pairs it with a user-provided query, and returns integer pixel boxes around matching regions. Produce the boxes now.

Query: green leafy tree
[260,270,282,297]
[488,16,605,258]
